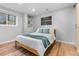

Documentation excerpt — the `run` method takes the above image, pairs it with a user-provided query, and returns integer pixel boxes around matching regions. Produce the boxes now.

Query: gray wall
[0,6,24,43]
[32,7,76,44]
[0,6,76,45]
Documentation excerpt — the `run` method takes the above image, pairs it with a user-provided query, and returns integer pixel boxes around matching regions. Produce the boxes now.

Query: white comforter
[16,33,56,56]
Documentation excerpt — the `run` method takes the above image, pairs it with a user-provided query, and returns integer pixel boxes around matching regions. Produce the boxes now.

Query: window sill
[0,25,17,27]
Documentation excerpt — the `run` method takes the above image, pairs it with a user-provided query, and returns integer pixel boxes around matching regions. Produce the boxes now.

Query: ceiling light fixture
[32,8,36,12]
[18,3,23,5]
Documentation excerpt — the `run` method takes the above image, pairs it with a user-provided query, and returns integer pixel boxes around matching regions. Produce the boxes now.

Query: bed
[15,27,56,56]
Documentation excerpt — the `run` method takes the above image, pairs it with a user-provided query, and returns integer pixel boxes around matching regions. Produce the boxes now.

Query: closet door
[76,28,79,53]
[76,3,79,54]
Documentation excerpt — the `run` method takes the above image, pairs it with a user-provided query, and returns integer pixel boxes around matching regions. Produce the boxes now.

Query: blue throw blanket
[24,34,50,48]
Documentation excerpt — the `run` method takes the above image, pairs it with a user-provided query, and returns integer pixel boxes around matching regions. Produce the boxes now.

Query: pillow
[36,27,51,34]
[49,28,56,39]
[38,28,43,33]
[49,28,54,34]
[42,29,49,34]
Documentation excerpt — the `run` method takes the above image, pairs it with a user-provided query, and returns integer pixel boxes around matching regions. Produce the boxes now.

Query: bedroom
[0,3,78,56]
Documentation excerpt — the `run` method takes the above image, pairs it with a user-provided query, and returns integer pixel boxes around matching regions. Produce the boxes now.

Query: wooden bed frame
[15,29,56,56]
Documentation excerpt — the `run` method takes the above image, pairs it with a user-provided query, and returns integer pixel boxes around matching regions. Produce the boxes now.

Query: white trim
[0,14,18,27]
[0,39,15,45]
[56,40,75,46]
[0,39,76,46]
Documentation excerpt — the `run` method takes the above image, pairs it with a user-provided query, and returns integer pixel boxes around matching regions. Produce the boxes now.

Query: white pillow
[49,27,54,34]
[36,28,39,32]
[49,28,56,39]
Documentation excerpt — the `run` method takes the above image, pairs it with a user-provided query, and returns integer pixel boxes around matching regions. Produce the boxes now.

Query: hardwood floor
[0,41,78,56]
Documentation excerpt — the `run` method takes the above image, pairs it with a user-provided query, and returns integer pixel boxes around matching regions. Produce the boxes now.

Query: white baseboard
[0,39,76,47]
[56,40,75,46]
[0,39,15,45]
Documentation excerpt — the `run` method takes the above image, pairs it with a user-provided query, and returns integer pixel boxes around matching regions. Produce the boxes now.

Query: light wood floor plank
[0,41,77,56]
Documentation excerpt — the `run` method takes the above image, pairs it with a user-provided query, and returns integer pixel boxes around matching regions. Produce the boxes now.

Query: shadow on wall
[54,25,67,41]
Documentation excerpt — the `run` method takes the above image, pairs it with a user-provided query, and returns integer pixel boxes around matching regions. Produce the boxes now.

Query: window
[0,12,7,24]
[8,15,16,25]
[0,12,17,26]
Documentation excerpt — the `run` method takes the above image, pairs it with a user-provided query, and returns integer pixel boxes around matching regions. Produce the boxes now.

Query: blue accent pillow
[38,29,43,33]
[42,29,49,34]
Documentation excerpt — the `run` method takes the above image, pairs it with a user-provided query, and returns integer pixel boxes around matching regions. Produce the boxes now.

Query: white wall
[32,7,76,44]
[0,6,24,43]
